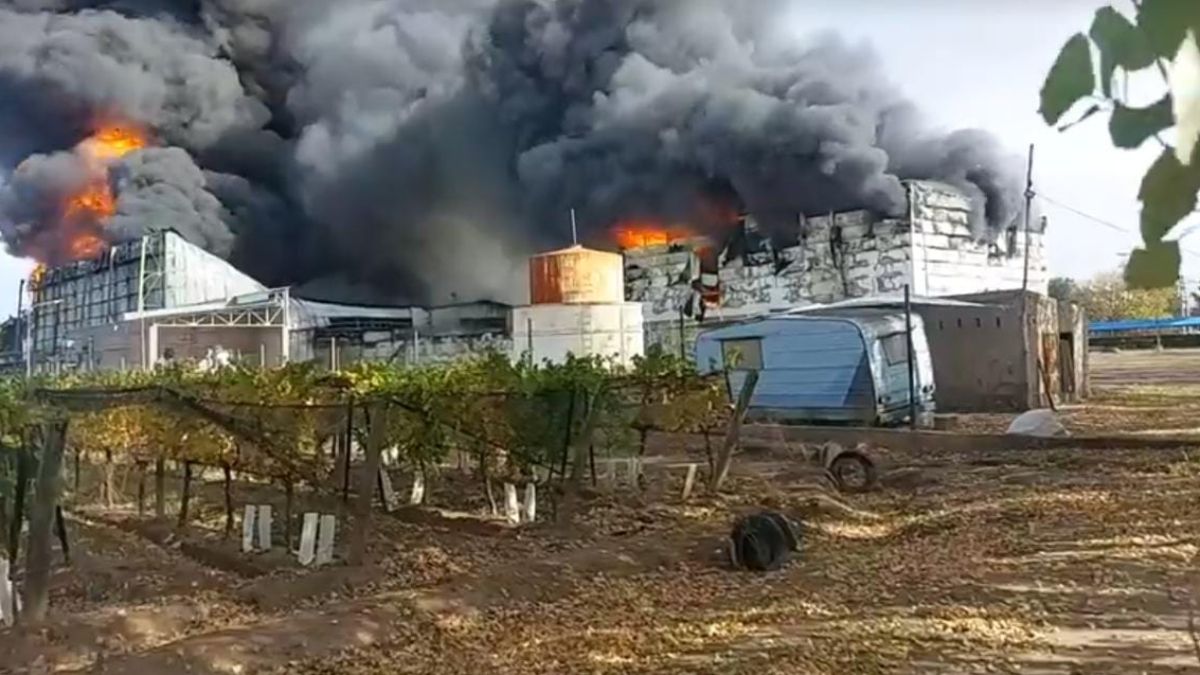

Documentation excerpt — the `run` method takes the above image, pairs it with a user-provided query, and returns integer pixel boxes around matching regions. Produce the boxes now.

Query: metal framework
[147,289,291,328]
[142,288,292,368]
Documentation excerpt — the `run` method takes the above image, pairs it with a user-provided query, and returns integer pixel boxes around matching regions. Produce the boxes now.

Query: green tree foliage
[20,351,725,492]
[1073,270,1179,320]
[1041,1,1200,288]
[1048,277,1080,302]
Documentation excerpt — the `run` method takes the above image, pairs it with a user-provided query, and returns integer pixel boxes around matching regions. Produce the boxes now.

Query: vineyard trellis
[0,348,733,623]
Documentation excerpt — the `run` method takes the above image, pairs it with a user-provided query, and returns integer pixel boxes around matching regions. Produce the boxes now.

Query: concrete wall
[917,302,1030,412]
[511,303,645,367]
[296,328,512,367]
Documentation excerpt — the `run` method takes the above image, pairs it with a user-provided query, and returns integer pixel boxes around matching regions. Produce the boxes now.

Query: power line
[1037,192,1200,259]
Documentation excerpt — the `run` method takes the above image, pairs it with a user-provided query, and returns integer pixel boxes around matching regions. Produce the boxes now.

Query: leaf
[1139,147,1200,245]
[1058,103,1103,132]
[1137,0,1200,59]
[1109,95,1174,148]
[1040,33,1096,125]
[1124,241,1181,289]
[1171,30,1200,165]
[1090,6,1157,96]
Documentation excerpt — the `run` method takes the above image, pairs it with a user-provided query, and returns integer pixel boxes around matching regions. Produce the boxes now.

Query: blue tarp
[1089,316,1200,333]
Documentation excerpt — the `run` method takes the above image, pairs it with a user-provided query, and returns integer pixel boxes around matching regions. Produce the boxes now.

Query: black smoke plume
[0,0,1026,305]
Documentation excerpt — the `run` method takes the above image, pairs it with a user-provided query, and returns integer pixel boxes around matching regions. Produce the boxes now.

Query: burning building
[622,180,1048,356]
[19,228,513,374]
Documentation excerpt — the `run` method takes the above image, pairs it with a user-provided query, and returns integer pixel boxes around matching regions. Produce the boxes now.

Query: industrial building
[8,179,1050,383]
[13,230,515,373]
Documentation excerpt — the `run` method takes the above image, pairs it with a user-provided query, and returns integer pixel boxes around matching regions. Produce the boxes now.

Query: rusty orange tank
[529,245,624,305]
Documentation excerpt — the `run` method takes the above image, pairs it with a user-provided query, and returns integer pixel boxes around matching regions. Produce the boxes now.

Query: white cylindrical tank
[528,246,624,305]
[511,303,645,368]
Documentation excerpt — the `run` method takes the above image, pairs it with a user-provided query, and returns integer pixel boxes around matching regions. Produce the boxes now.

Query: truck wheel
[828,452,877,493]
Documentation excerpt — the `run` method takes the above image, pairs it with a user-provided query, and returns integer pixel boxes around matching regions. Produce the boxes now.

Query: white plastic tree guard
[598,458,642,488]
[379,468,400,513]
[316,515,336,566]
[298,513,319,566]
[242,504,273,553]
[504,483,520,525]
[409,472,426,506]
[0,558,14,627]
[522,483,537,523]
[298,513,338,567]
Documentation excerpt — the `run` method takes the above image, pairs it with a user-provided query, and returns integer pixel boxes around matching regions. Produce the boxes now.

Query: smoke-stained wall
[0,0,1033,306]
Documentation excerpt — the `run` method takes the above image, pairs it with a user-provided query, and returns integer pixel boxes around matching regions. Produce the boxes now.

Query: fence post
[23,419,68,623]
[710,370,759,492]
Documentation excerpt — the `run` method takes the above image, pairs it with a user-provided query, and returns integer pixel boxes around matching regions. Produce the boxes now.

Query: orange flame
[613,219,694,250]
[79,125,147,164]
[38,123,149,269]
[30,264,46,290]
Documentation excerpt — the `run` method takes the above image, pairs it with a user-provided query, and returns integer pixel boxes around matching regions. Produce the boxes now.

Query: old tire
[828,452,877,493]
[730,511,800,572]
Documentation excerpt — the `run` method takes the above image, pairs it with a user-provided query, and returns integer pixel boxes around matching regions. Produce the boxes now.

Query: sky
[0,0,1180,317]
[787,0,1184,280]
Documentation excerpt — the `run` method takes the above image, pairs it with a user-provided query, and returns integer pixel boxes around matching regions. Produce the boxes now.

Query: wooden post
[349,403,387,566]
[710,370,760,492]
[23,419,68,623]
[7,447,29,564]
[54,506,69,565]
[153,457,165,518]
[177,461,193,529]
[222,464,234,538]
[681,463,699,501]
[569,389,604,486]
[103,449,115,508]
[283,481,294,550]
[558,392,605,523]
[136,461,147,516]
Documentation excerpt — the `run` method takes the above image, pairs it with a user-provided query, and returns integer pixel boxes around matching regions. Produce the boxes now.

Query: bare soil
[2,439,1199,674]
[949,348,1200,437]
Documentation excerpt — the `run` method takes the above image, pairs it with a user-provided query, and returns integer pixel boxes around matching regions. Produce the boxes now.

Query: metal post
[280,288,291,364]
[14,279,24,354]
[904,284,918,430]
[678,306,686,361]
[570,209,579,246]
[1021,145,1036,293]
[25,304,33,378]
[526,318,534,365]
[137,236,149,370]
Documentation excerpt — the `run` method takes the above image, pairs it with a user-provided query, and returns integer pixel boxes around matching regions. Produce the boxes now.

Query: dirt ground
[4,349,1200,674]
[950,349,1200,437]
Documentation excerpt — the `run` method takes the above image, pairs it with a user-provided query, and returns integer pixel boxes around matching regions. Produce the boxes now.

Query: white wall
[511,303,645,368]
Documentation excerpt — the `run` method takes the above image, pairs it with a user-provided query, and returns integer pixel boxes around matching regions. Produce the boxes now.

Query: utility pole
[570,209,579,247]
[1020,144,1038,408]
[1021,144,1036,293]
